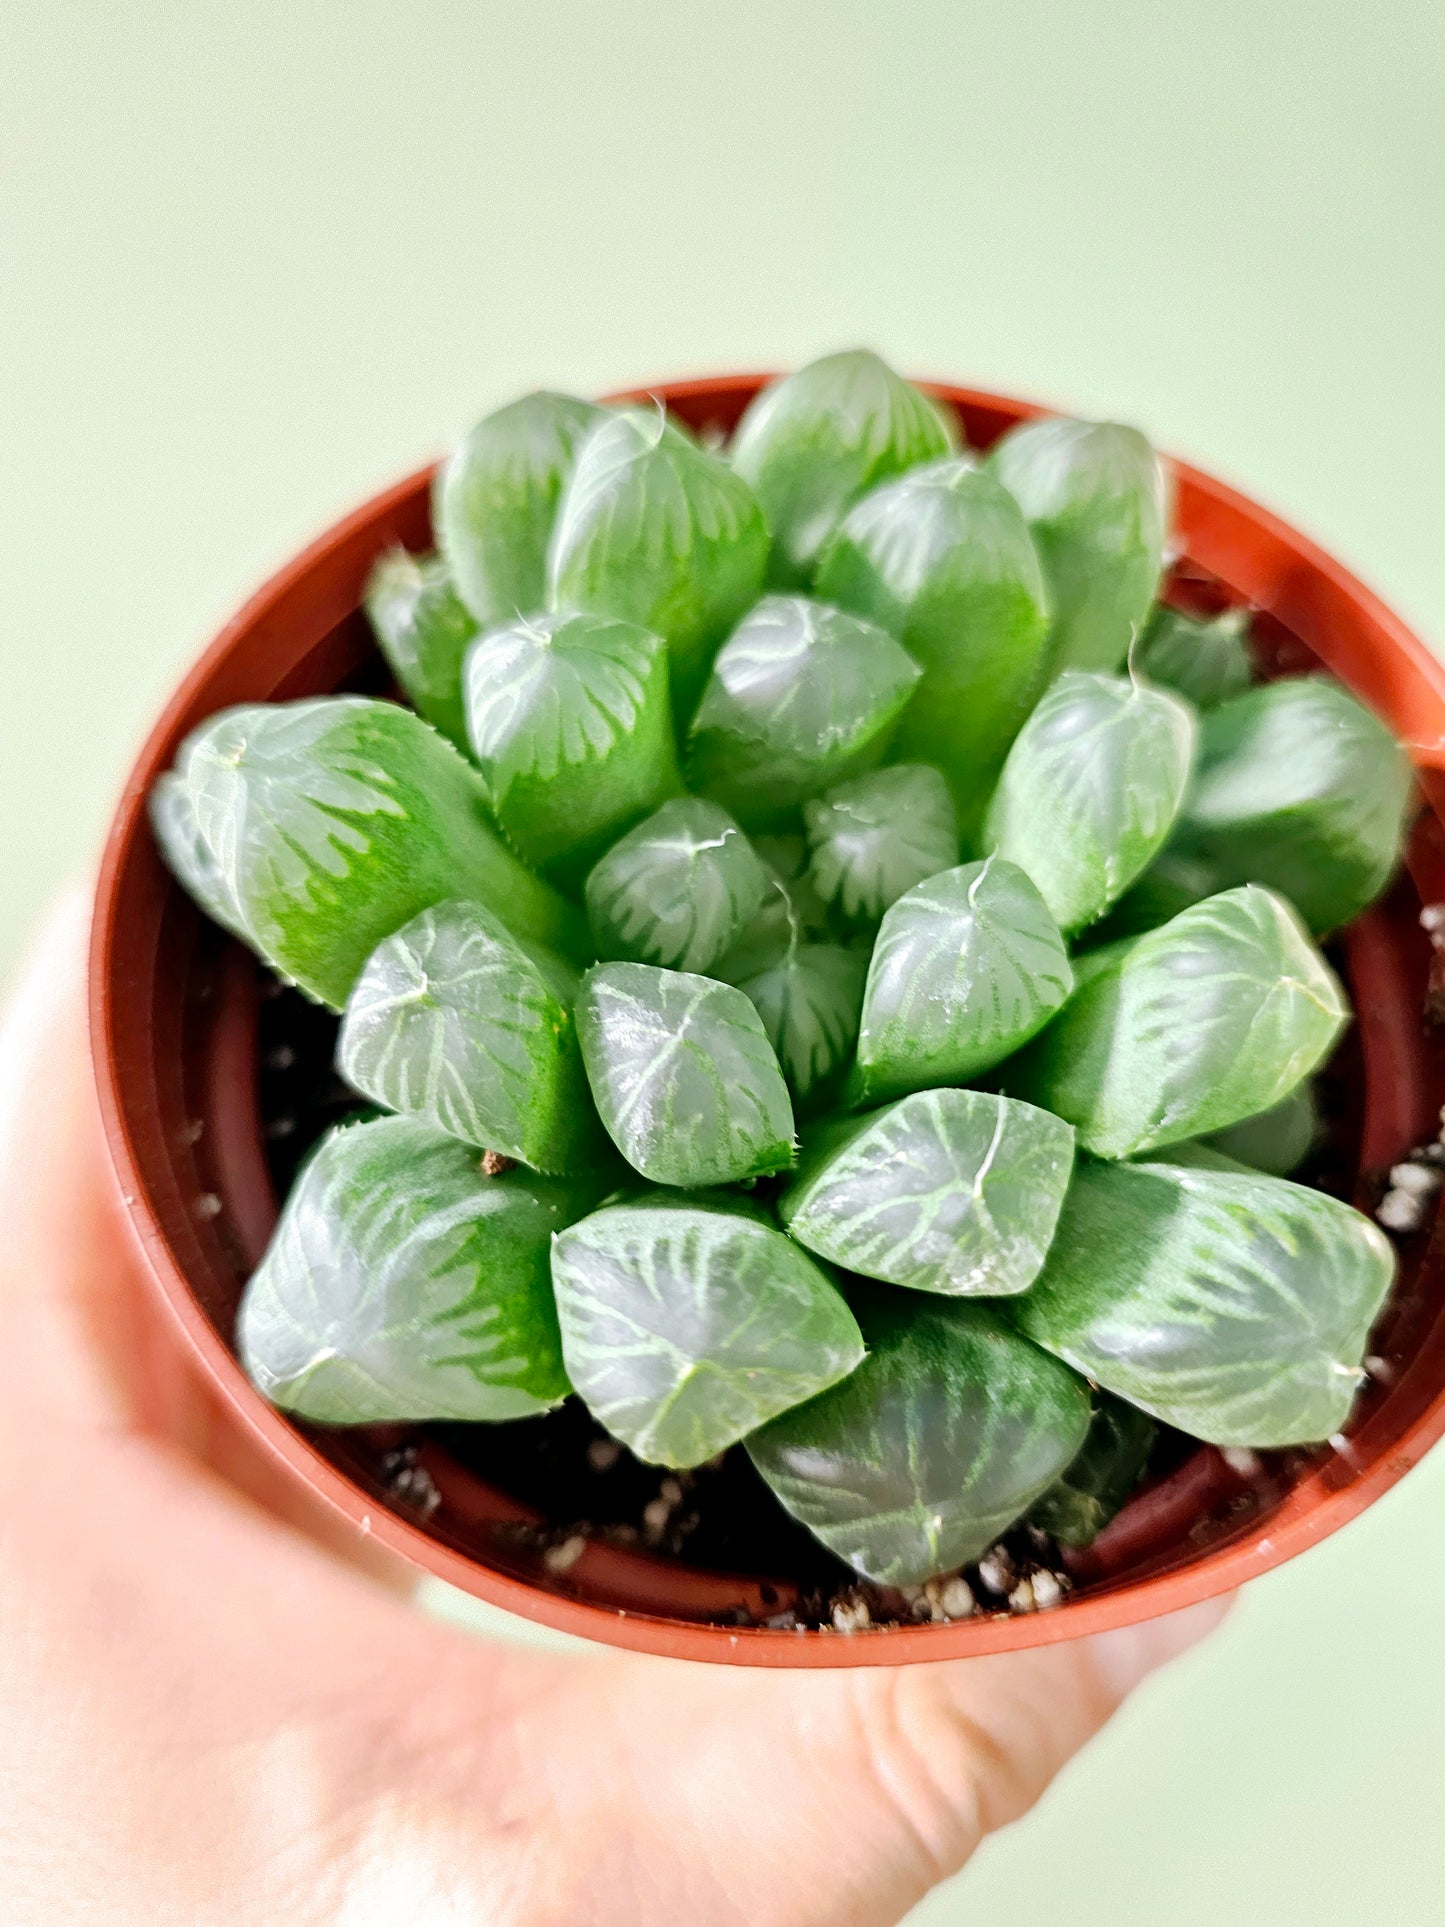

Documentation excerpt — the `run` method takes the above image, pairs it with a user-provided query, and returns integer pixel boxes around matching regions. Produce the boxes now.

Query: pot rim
[89,373,1445,1666]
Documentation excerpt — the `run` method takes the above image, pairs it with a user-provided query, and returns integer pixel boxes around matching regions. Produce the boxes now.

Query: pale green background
[5,4,1444,1920]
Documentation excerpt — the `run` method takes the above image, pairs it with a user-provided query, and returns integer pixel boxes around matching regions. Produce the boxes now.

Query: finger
[874,1593,1235,1852]
[0,884,153,1436]
[0,884,241,1445]
[537,1595,1231,1927]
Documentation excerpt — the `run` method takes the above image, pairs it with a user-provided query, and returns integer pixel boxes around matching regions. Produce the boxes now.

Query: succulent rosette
[152,352,1411,1592]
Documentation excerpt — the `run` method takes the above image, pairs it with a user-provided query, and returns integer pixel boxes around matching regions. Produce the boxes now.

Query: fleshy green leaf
[152,698,587,1008]
[548,407,768,718]
[1009,884,1348,1158]
[436,391,606,626]
[804,765,960,925]
[237,1116,595,1424]
[712,834,831,982]
[815,459,1053,835]
[752,832,821,886]
[739,942,867,1109]
[987,417,1168,674]
[781,1088,1075,1297]
[1135,603,1254,709]
[747,1290,1092,1585]
[1014,1154,1396,1447]
[576,962,795,1186]
[730,350,957,588]
[148,771,250,941]
[363,549,479,751]
[585,797,770,975]
[462,610,681,881]
[849,857,1074,1107]
[1089,846,1223,942]
[336,898,600,1174]
[551,1194,864,1466]
[1166,676,1415,932]
[688,595,922,828]
[1029,1394,1157,1547]
[983,670,1197,933]
[1202,1080,1320,1176]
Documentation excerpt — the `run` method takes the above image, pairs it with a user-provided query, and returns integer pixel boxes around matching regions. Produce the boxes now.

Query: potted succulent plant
[91,357,1445,1664]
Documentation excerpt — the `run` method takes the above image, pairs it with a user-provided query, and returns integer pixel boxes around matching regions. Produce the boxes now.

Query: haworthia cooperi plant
[149,357,1413,1592]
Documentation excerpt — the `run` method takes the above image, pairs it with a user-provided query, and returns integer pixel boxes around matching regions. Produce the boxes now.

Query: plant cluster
[152,352,1413,1589]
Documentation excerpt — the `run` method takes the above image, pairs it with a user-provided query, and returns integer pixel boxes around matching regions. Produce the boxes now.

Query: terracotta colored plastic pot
[90,375,1445,1667]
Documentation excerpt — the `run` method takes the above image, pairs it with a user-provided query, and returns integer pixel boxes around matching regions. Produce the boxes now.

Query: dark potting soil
[250,959,1371,1627]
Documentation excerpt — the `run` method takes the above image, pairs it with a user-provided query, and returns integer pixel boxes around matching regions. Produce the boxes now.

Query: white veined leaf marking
[1012,884,1347,1157]
[461,610,680,872]
[155,696,583,1006]
[747,1292,1091,1585]
[465,611,665,788]
[1016,1153,1395,1447]
[687,594,922,825]
[363,548,479,750]
[730,350,957,585]
[739,942,867,1102]
[814,460,1053,839]
[237,1115,594,1425]
[437,390,606,626]
[782,1088,1075,1296]
[547,407,768,713]
[850,857,1073,1106]
[337,898,597,1174]
[986,417,1168,675]
[984,670,1197,932]
[551,1196,864,1467]
[585,797,769,975]
[804,764,959,924]
[576,962,795,1187]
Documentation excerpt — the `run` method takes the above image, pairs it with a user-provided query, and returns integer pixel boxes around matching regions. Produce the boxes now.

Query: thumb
[1088,1592,1234,1700]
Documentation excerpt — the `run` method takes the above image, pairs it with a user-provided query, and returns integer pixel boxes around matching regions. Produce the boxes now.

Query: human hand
[0,890,1226,1927]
